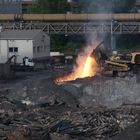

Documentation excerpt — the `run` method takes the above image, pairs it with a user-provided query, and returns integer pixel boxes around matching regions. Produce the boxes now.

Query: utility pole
[67,0,74,13]
[111,20,116,51]
[0,26,2,54]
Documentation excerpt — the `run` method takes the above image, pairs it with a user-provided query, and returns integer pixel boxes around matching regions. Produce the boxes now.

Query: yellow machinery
[103,52,140,76]
[91,39,140,76]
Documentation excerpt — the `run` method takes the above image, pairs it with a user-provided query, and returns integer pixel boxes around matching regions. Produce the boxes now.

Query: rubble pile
[0,95,139,140]
[60,75,140,108]
[0,71,140,140]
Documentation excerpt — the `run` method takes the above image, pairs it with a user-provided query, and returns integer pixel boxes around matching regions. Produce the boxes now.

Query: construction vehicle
[8,55,34,71]
[105,52,140,77]
[0,55,32,79]
[91,41,140,77]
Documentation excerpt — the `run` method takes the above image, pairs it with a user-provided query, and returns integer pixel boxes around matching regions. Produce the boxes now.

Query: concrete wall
[0,40,8,63]
[33,32,50,59]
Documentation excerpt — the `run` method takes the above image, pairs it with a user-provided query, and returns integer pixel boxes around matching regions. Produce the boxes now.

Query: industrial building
[0,0,33,14]
[0,0,22,14]
[0,30,50,65]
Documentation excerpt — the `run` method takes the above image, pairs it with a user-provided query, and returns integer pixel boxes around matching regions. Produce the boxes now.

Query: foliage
[51,35,85,53]
[30,0,136,14]
[30,0,70,14]
[116,35,140,52]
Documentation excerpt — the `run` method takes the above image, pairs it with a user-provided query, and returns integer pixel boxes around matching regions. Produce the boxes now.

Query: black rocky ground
[0,69,140,140]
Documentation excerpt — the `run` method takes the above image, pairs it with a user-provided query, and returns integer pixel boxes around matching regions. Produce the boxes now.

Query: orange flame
[55,46,98,83]
[82,56,97,77]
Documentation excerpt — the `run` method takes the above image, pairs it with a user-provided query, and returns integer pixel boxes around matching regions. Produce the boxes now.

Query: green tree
[30,0,70,14]
[51,35,85,53]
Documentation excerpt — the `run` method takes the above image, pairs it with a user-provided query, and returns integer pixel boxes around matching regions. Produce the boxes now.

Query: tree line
[30,0,136,14]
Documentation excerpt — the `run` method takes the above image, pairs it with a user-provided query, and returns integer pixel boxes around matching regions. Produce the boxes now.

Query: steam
[81,0,135,13]
[86,0,114,13]
[83,0,115,53]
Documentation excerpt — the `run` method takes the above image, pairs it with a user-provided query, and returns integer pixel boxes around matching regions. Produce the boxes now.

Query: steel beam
[0,21,140,34]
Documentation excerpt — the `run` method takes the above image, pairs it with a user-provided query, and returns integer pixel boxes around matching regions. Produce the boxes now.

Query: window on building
[9,47,18,53]
[14,47,18,52]
[37,46,40,52]
[40,46,43,52]
[44,46,47,51]
[33,47,36,53]
[9,47,13,52]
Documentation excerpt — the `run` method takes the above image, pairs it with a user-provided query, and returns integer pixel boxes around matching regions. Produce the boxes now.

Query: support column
[111,34,116,50]
[111,20,116,50]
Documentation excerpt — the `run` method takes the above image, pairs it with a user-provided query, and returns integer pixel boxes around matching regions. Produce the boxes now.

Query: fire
[82,56,96,77]
[55,47,98,83]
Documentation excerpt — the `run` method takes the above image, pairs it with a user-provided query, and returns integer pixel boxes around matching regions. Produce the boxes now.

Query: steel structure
[1,21,140,34]
[0,13,140,34]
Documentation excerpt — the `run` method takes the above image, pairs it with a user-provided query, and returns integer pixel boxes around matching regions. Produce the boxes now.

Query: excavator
[91,40,140,77]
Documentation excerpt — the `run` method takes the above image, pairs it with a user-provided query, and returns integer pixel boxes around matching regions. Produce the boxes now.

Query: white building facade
[0,30,50,64]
